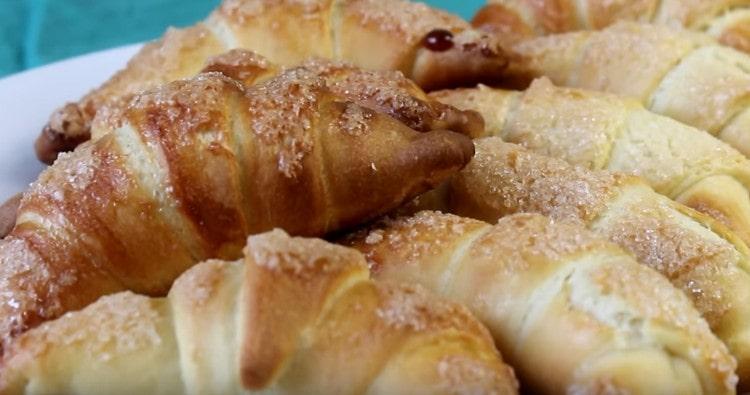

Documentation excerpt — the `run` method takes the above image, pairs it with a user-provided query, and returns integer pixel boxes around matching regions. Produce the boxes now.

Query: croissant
[0,63,476,354]
[485,22,750,157]
[432,78,750,249]
[36,0,507,164]
[419,137,750,388]
[473,0,750,54]
[345,211,737,394]
[0,229,519,394]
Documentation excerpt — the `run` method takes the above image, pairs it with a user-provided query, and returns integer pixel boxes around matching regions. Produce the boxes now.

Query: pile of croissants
[5,0,750,393]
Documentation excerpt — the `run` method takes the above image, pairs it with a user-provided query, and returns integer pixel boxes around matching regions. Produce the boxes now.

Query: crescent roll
[0,230,519,394]
[36,0,507,164]
[420,137,750,388]
[345,211,737,394]
[0,62,476,353]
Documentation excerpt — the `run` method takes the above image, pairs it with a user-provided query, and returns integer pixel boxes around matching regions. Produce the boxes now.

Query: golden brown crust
[239,230,370,388]
[237,230,517,394]
[345,211,737,394]
[0,64,475,353]
[525,0,577,33]
[37,24,227,164]
[474,0,579,36]
[296,58,485,137]
[472,3,535,44]
[38,0,507,163]
[201,48,279,84]
[0,194,22,239]
[719,22,750,53]
[0,230,518,394]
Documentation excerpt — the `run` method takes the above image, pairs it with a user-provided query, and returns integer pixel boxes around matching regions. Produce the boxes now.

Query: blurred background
[0,0,482,78]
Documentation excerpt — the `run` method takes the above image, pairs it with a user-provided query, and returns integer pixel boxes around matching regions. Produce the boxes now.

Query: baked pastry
[86,51,484,143]
[417,137,750,388]
[487,22,750,158]
[0,229,519,394]
[345,211,737,394]
[473,0,750,54]
[432,78,750,247]
[37,0,507,164]
[0,63,476,353]
[0,193,21,239]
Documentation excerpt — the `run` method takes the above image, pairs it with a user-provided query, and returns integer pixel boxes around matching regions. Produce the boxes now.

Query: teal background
[0,0,483,78]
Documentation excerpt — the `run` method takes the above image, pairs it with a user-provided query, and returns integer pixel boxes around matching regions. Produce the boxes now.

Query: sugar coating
[169,259,239,308]
[299,58,445,132]
[352,211,485,270]
[0,238,57,342]
[244,229,365,278]
[219,0,325,23]
[3,292,163,367]
[1,146,107,345]
[353,210,738,390]
[375,282,491,339]
[588,262,735,367]
[347,0,468,44]
[514,23,703,101]
[117,57,451,180]
[437,354,517,395]
[473,214,609,271]
[128,72,239,142]
[602,201,738,280]
[337,103,374,136]
[650,45,750,134]
[463,139,628,223]
[505,77,627,169]
[244,67,324,177]
[124,66,343,179]
[22,143,102,222]
[597,198,740,326]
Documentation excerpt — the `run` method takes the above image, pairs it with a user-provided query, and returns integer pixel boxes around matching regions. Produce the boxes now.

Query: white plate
[0,43,143,202]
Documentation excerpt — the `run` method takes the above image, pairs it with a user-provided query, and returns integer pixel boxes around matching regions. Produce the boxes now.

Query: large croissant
[0,62,476,353]
[416,137,750,388]
[37,0,507,164]
[0,229,519,394]
[473,0,750,53]
[345,211,737,394]
[432,78,750,249]
[486,22,750,157]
